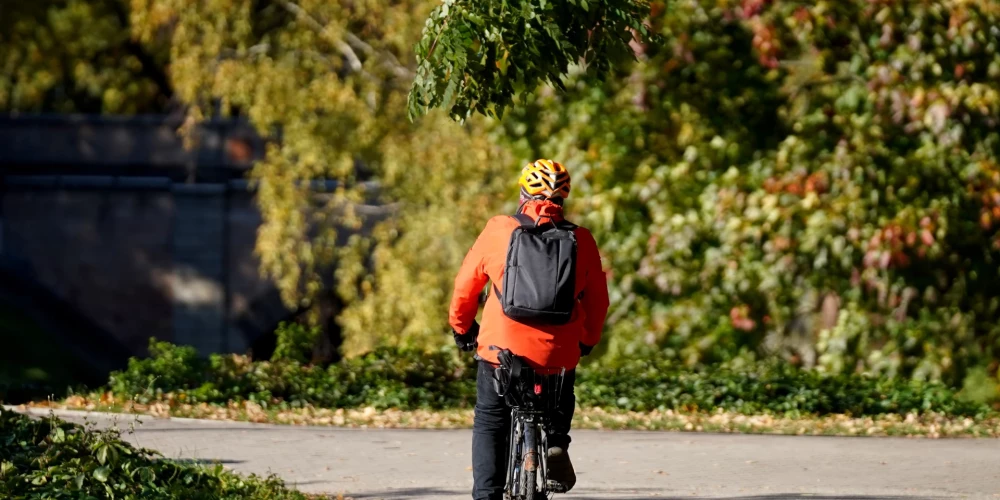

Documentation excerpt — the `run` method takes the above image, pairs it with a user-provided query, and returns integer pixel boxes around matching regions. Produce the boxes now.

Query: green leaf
[0,461,14,477]
[93,466,110,483]
[96,444,109,465]
[74,473,85,489]
[51,427,66,443]
[441,78,459,108]
[138,467,156,484]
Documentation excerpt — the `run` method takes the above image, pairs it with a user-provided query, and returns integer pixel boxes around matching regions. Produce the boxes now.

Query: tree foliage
[500,0,1000,387]
[407,0,656,120]
[122,0,514,356]
[0,0,171,113]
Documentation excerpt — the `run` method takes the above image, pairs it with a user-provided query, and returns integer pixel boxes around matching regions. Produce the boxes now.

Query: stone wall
[0,176,291,358]
[0,115,371,366]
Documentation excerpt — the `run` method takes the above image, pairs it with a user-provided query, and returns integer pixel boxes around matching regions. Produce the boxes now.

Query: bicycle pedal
[545,480,568,493]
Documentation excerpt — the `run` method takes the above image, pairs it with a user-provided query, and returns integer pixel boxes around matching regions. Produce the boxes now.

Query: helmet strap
[516,198,530,214]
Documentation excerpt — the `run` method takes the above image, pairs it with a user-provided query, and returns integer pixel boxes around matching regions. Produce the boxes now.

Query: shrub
[576,358,989,417]
[99,339,991,418]
[108,341,206,399]
[271,322,322,364]
[0,409,307,499]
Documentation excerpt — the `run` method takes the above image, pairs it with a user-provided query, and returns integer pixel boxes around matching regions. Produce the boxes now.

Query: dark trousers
[471,360,576,500]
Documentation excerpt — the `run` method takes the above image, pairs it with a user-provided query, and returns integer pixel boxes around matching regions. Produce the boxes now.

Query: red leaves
[740,0,770,19]
[750,20,780,69]
[804,172,829,194]
[763,172,828,196]
[792,7,810,23]
[737,0,780,69]
[730,305,757,332]
[649,1,665,19]
[920,229,935,246]
[971,165,1000,232]
[772,236,792,251]
[865,221,937,270]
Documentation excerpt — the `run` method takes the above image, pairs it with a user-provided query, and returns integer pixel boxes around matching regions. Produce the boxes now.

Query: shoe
[545,446,576,492]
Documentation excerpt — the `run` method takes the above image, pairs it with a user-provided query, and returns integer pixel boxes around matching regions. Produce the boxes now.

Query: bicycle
[490,347,568,500]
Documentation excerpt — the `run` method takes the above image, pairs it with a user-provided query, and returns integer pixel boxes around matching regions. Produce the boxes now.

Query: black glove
[579,342,595,357]
[453,321,480,352]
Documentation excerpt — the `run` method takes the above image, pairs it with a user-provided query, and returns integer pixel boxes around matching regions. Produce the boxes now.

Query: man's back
[449,199,609,370]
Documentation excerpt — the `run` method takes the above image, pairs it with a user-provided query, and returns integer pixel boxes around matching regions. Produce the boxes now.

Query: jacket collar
[519,199,564,223]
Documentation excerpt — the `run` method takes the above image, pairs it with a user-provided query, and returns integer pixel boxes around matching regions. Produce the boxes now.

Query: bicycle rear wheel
[521,419,539,499]
[505,413,523,500]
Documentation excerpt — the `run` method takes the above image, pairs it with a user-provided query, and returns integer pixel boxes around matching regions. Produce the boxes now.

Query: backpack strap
[556,219,577,230]
[495,213,535,302]
[512,213,534,227]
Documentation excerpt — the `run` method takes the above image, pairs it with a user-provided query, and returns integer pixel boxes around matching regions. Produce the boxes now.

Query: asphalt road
[11,408,1000,500]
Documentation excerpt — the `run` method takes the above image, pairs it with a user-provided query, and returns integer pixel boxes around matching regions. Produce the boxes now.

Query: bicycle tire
[522,420,539,500]
[506,413,522,500]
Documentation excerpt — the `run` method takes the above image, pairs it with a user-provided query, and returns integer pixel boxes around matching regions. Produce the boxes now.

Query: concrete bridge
[0,114,353,378]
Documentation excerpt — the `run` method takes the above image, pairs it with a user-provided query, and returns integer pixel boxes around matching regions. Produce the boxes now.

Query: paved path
[11,407,1000,499]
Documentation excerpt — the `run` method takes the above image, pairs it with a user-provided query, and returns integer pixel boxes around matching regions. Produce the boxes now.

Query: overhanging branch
[276,0,365,74]
[276,0,413,81]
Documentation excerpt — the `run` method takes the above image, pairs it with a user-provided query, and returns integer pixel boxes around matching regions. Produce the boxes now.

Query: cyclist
[449,159,610,500]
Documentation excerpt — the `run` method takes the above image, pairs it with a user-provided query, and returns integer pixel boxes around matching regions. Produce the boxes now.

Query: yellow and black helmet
[519,159,571,201]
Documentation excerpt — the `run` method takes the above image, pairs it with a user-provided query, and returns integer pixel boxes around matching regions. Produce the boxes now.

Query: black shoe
[545,446,576,492]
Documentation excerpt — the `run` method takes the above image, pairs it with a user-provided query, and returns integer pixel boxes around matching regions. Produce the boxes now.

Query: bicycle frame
[503,369,565,500]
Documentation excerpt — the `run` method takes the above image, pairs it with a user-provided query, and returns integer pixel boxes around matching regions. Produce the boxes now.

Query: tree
[0,0,171,113]
[125,0,515,355]
[494,0,1000,388]
[407,0,656,121]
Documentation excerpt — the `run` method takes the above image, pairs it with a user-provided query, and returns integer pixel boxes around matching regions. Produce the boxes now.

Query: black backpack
[493,213,578,325]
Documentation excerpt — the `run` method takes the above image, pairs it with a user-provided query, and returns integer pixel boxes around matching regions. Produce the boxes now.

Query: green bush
[100,339,991,418]
[108,341,207,399]
[110,340,478,410]
[0,409,306,499]
[576,358,989,417]
[271,322,322,364]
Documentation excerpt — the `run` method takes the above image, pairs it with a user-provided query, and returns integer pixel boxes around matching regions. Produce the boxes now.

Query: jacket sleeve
[578,229,610,347]
[448,219,495,334]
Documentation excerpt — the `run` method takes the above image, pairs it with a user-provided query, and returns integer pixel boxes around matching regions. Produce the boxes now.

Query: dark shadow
[155,458,245,466]
[344,490,942,500]
[567,494,942,500]
[129,426,274,433]
[346,488,466,499]
[240,287,343,364]
[0,263,132,403]
[282,480,330,487]
[722,496,941,500]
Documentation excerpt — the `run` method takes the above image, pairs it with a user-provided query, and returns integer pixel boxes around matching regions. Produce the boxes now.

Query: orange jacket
[449,200,610,370]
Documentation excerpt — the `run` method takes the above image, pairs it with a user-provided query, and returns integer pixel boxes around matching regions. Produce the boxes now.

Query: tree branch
[344,32,414,79]
[276,0,365,74]
[276,0,413,81]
